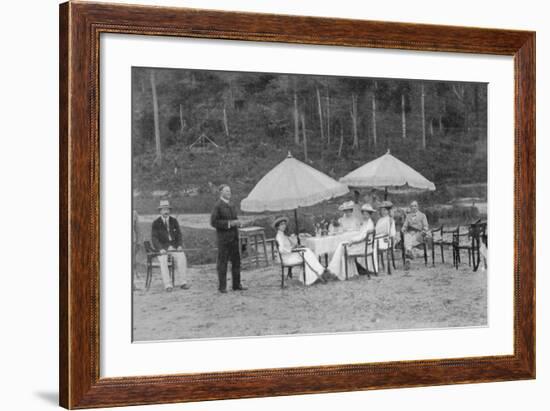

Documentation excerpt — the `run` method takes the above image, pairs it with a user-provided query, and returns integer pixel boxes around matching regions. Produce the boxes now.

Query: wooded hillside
[132,67,487,213]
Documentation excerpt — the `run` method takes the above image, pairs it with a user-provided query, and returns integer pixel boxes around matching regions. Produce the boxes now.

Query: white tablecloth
[304,231,360,256]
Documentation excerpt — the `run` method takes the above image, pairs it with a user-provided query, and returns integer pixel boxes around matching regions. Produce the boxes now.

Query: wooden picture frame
[59,1,535,408]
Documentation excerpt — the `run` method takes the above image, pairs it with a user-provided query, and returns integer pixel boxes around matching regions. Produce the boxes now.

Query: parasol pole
[294,208,301,245]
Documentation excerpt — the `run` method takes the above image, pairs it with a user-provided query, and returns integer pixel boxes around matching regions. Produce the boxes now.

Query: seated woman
[327,203,377,280]
[375,200,396,251]
[338,200,362,232]
[274,216,326,285]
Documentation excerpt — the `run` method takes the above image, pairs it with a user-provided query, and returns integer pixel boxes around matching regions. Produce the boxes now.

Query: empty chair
[430,225,455,265]
[452,226,474,269]
[470,220,488,272]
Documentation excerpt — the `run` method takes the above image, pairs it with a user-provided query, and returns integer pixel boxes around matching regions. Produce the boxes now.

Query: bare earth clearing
[132,250,487,341]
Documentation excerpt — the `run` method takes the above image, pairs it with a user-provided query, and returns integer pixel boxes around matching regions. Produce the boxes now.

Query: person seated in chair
[274,216,326,285]
[327,204,377,280]
[355,203,378,274]
[375,200,396,252]
[401,200,430,269]
[338,200,361,232]
[151,200,190,292]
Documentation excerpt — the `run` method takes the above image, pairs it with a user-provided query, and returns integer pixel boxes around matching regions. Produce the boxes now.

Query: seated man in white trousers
[401,200,430,269]
[151,200,190,292]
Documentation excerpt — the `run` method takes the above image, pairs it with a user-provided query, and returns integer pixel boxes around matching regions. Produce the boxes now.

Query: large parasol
[339,150,435,199]
[241,152,349,238]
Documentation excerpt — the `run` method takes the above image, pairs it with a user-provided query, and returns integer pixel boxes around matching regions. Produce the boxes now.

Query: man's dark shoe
[219,289,228,294]
[233,285,248,291]
[180,284,191,290]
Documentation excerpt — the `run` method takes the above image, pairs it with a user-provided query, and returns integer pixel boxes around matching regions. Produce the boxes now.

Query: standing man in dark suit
[210,185,247,293]
[151,200,190,292]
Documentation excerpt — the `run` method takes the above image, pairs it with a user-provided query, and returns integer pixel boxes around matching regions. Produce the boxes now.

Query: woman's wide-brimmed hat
[361,203,376,213]
[272,216,289,229]
[158,199,172,210]
[338,200,355,212]
[378,200,394,209]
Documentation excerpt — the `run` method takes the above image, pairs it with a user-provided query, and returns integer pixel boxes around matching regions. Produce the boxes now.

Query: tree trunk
[421,83,426,149]
[301,113,308,162]
[326,88,331,147]
[463,89,469,137]
[293,88,300,145]
[401,92,407,139]
[371,82,378,150]
[474,84,480,140]
[338,123,344,158]
[351,93,359,149]
[229,79,235,107]
[316,87,324,142]
[439,99,445,133]
[223,104,229,138]
[179,104,185,137]
[150,71,162,165]
[429,118,434,137]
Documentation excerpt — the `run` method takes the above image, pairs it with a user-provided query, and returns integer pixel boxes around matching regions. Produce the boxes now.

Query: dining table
[304,230,361,264]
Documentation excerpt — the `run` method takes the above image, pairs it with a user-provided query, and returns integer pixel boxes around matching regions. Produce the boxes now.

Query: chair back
[469,221,488,247]
[440,225,456,243]
[364,230,376,257]
[453,225,472,247]
[375,231,392,251]
[143,240,155,254]
[431,225,443,242]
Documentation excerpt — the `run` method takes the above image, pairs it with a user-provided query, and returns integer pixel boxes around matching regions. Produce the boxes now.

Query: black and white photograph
[2,0,545,410]
[131,67,488,342]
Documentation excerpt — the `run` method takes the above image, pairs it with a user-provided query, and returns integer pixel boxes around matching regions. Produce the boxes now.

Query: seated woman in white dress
[274,216,326,285]
[375,200,396,251]
[327,203,377,280]
[337,200,361,232]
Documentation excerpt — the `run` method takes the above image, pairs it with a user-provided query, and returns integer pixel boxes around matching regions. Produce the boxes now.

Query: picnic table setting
[237,150,487,288]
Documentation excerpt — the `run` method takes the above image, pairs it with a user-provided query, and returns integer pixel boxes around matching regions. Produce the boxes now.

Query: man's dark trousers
[217,239,241,291]
[210,199,242,291]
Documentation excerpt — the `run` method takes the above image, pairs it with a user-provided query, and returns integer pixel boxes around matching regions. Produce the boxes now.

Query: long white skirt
[281,248,325,285]
[327,242,378,281]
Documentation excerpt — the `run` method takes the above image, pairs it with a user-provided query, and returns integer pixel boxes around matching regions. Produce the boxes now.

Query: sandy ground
[132,250,487,341]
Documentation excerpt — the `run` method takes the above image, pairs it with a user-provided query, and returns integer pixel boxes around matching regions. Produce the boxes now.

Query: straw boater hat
[158,199,172,210]
[377,200,393,209]
[272,216,289,229]
[361,203,376,213]
[338,200,355,212]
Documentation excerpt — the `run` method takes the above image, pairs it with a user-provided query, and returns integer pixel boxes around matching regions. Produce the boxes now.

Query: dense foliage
[132,67,487,213]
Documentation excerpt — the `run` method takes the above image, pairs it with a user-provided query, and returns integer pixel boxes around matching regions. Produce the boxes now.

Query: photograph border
[59,2,535,408]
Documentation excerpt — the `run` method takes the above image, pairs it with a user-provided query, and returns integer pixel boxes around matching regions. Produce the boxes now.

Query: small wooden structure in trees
[188,133,220,153]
